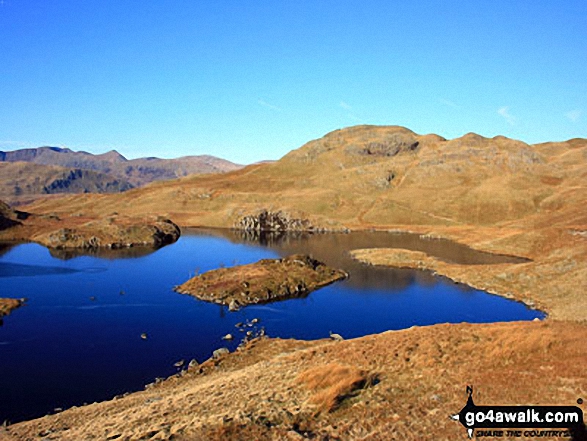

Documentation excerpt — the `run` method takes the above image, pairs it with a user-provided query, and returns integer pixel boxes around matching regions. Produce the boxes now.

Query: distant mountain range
[0,147,243,203]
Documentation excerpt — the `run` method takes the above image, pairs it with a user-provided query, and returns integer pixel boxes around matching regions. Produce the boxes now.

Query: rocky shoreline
[0,199,181,251]
[3,320,586,441]
[175,254,348,311]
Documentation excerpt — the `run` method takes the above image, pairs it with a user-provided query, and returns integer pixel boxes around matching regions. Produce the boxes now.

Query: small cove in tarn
[0,229,542,423]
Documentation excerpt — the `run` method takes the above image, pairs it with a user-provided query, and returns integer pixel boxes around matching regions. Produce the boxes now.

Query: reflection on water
[193,228,528,291]
[0,241,160,261]
[220,228,528,264]
[0,262,80,278]
[0,230,542,424]
[48,246,158,261]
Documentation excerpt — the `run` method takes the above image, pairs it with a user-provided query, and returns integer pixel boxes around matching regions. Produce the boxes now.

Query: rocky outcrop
[152,219,182,247]
[0,198,180,251]
[0,200,23,231]
[175,254,348,310]
[235,210,313,232]
[41,169,134,194]
[345,132,420,157]
[36,218,181,250]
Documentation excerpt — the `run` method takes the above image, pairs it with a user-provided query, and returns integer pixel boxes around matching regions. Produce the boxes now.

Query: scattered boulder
[329,331,344,342]
[212,348,230,359]
[228,299,240,311]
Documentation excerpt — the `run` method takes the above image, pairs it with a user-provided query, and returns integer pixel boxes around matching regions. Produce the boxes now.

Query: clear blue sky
[1,1,585,164]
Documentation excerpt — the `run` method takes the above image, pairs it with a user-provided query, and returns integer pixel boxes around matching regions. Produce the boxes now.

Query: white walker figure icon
[450,385,475,439]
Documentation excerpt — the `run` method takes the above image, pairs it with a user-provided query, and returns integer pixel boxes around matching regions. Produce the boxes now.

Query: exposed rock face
[358,133,420,157]
[0,162,134,204]
[41,168,134,194]
[175,254,348,310]
[235,210,313,232]
[0,199,23,230]
[152,219,182,247]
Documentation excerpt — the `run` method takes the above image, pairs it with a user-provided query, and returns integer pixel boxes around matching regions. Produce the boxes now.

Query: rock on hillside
[0,199,25,230]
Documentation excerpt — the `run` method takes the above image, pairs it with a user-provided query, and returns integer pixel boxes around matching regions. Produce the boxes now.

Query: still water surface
[0,229,542,422]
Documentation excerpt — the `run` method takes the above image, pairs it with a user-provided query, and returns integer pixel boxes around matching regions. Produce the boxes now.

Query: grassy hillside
[23,125,587,230]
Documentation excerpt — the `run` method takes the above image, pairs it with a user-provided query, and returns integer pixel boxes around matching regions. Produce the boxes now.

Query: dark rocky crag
[235,210,314,232]
[0,199,26,230]
[175,254,348,310]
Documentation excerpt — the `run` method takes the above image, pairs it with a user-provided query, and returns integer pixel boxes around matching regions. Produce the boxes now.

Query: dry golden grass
[4,321,586,440]
[297,363,377,412]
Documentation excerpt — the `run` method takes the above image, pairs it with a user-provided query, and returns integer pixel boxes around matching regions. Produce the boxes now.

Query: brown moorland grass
[3,321,586,440]
[297,363,377,412]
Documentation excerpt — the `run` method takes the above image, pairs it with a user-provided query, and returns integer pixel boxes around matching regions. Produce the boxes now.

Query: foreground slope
[3,321,585,440]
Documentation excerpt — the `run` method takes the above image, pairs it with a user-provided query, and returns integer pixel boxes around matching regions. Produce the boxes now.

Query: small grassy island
[175,254,348,310]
